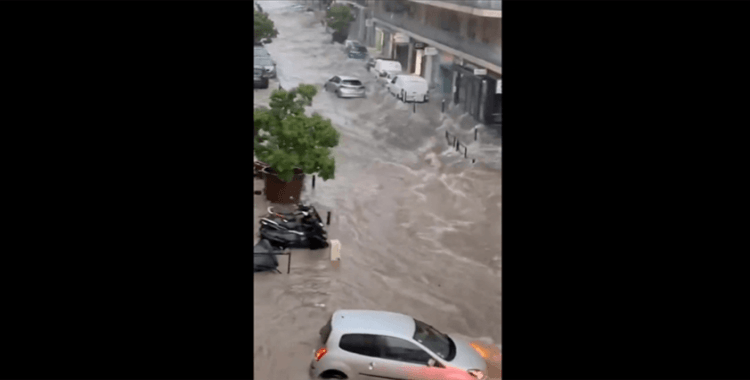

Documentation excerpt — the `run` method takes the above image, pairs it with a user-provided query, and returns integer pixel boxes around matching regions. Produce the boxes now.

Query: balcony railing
[372,8,501,68]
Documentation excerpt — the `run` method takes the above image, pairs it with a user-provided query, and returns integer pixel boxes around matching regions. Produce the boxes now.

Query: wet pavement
[254,2,501,379]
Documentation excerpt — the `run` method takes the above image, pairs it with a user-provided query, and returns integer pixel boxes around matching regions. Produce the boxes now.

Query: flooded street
[254,2,501,379]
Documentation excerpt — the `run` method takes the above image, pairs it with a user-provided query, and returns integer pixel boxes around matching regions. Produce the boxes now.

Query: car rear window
[339,334,382,357]
[356,46,367,52]
[342,80,362,86]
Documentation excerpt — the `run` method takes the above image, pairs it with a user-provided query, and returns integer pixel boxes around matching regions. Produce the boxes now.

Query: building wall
[365,0,501,123]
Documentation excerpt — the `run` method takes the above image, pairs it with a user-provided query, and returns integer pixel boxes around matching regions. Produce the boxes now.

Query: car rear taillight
[315,347,328,361]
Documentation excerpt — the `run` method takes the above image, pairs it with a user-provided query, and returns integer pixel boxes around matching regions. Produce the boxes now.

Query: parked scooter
[254,238,283,273]
[260,225,329,250]
[258,203,329,250]
[266,204,314,221]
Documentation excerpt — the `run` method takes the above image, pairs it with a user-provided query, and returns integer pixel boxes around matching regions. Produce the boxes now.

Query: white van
[372,59,403,84]
[387,75,430,103]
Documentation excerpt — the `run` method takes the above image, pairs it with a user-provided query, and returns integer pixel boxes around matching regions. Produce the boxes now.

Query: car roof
[332,310,416,340]
[338,76,360,81]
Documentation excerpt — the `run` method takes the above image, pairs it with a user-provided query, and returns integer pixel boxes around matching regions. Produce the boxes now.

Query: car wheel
[319,370,348,379]
[336,90,341,98]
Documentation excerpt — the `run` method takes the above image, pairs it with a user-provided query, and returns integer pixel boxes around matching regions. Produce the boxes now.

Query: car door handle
[369,362,375,369]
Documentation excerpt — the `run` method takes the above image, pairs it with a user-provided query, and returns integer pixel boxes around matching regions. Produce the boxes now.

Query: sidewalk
[392,89,502,167]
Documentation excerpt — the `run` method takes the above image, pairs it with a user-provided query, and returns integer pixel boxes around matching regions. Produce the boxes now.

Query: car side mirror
[427,358,436,367]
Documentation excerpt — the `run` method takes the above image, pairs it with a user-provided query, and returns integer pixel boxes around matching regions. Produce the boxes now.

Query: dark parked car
[347,44,368,59]
[254,66,269,89]
[255,56,277,78]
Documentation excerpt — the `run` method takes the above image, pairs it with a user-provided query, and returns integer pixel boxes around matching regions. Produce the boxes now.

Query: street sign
[424,47,437,56]
[474,68,487,76]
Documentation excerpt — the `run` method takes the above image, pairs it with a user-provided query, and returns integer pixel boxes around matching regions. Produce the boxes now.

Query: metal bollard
[413,102,416,113]
[472,158,476,164]
[327,211,331,225]
[312,175,316,189]
[287,251,292,274]
[442,99,445,113]
[456,139,460,152]
[475,128,478,141]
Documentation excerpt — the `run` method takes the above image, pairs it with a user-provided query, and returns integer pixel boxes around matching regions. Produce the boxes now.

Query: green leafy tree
[254,10,278,43]
[326,5,354,35]
[254,84,340,183]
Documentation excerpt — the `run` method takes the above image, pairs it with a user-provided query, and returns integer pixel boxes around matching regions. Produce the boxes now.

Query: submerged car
[311,310,487,380]
[324,76,366,98]
[254,66,269,89]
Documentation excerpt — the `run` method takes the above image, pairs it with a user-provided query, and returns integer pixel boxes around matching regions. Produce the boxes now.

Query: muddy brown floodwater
[254,2,502,379]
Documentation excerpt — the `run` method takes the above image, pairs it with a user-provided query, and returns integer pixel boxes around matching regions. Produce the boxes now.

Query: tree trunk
[264,168,305,204]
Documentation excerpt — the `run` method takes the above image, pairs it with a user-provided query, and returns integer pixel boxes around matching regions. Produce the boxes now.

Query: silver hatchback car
[324,76,366,98]
[310,310,488,380]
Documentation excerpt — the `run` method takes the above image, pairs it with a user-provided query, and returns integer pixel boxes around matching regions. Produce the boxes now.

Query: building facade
[346,0,502,125]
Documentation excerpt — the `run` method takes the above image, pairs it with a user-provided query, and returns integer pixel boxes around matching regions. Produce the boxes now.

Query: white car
[324,76,366,98]
[387,75,430,103]
[310,310,487,380]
